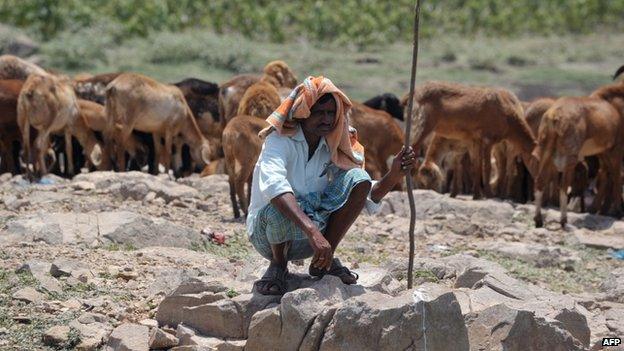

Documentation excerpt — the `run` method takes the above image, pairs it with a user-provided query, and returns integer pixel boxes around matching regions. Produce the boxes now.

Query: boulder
[355,266,405,296]
[177,174,229,198]
[73,171,199,202]
[379,190,515,225]
[320,285,469,351]
[157,291,226,328]
[99,211,202,249]
[448,258,591,347]
[247,278,468,351]
[573,228,624,250]
[465,304,585,351]
[479,241,580,269]
[175,324,245,350]
[107,323,149,351]
[2,213,99,245]
[2,211,202,248]
[180,293,280,338]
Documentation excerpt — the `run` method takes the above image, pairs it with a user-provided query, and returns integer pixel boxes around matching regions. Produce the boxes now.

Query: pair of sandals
[254,257,359,295]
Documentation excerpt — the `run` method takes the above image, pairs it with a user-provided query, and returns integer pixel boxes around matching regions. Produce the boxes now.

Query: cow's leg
[227,168,241,219]
[494,145,507,198]
[590,156,609,214]
[533,158,552,228]
[115,129,132,172]
[469,142,483,199]
[450,155,462,198]
[151,133,162,174]
[602,150,622,217]
[481,141,494,198]
[64,131,75,176]
[163,132,173,174]
[172,138,184,176]
[559,163,575,228]
[34,131,50,178]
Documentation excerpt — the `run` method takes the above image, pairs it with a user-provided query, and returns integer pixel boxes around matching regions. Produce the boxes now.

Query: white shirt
[246,124,381,236]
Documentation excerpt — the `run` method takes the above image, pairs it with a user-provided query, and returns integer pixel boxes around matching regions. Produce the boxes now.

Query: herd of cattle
[1,54,623,228]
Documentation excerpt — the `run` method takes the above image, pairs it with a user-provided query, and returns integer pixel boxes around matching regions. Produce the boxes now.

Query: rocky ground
[0,171,623,350]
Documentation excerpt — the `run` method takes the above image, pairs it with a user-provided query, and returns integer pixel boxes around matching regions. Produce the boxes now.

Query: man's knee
[350,180,371,204]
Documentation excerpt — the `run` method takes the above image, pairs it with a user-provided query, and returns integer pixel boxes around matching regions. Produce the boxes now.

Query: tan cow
[533,95,624,227]
[219,60,297,127]
[105,73,211,173]
[405,81,536,199]
[18,74,102,178]
[76,99,146,170]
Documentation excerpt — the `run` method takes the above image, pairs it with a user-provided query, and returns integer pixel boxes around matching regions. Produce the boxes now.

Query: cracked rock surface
[0,171,622,350]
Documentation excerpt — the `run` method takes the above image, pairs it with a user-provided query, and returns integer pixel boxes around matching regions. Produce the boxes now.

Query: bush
[1,0,622,47]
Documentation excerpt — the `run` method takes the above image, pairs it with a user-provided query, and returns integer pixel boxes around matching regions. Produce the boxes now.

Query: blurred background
[1,0,623,100]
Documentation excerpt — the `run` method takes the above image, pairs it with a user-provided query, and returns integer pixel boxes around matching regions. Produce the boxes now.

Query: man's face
[301,95,337,137]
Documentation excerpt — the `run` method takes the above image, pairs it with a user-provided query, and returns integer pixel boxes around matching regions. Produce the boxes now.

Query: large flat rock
[1,211,202,248]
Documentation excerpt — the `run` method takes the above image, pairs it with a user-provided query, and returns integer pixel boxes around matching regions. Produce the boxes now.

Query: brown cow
[18,74,102,178]
[0,79,24,173]
[406,81,536,199]
[76,99,146,170]
[222,116,269,218]
[219,60,297,126]
[73,72,122,105]
[533,95,624,228]
[349,102,404,182]
[221,81,282,218]
[105,73,211,173]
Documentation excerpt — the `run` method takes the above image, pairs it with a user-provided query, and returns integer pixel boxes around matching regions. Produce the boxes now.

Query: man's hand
[309,230,333,270]
[388,146,417,182]
[370,146,417,203]
[270,192,333,270]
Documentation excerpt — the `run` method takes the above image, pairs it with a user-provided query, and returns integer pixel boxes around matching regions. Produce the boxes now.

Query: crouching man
[247,76,415,295]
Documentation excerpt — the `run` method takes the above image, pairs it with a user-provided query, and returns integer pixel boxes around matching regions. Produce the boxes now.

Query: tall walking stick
[405,0,422,289]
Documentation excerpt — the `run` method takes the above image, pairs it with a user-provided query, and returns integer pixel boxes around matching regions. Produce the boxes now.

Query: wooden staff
[405,0,422,289]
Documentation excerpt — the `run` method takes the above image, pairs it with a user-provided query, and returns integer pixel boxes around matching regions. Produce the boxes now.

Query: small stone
[139,318,158,329]
[13,315,31,323]
[42,326,70,347]
[144,191,157,203]
[117,271,139,281]
[149,328,179,350]
[73,181,96,191]
[107,323,149,351]
[12,287,44,303]
[62,298,82,310]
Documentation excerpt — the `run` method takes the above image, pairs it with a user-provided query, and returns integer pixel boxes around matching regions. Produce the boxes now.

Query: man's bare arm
[371,146,416,203]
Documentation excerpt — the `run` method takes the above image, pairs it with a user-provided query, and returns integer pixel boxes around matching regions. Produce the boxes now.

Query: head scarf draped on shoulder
[258,76,365,170]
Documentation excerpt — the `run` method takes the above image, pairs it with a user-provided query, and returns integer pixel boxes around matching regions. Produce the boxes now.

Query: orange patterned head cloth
[259,76,365,170]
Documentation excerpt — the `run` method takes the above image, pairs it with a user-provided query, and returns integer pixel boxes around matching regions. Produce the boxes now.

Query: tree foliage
[1,0,622,45]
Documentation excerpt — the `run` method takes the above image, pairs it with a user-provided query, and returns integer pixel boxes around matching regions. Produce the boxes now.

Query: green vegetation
[190,230,252,260]
[104,242,137,252]
[0,268,84,350]
[226,287,240,298]
[1,0,622,45]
